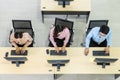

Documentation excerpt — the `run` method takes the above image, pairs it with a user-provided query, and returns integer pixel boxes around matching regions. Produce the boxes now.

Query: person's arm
[105,31,112,53]
[62,28,70,52]
[49,27,59,52]
[21,33,33,53]
[63,29,70,46]
[85,30,93,48]
[10,33,18,48]
[10,33,20,54]
[107,30,112,47]
[49,27,57,47]
[84,29,93,56]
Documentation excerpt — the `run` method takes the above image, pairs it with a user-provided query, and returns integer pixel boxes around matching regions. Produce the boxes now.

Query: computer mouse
[5,52,9,57]
[46,49,49,54]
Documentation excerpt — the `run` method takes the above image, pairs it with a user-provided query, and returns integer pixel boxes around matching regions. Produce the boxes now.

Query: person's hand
[84,48,89,56]
[16,47,20,54]
[61,46,66,52]
[55,46,59,53]
[21,47,26,54]
[104,47,110,54]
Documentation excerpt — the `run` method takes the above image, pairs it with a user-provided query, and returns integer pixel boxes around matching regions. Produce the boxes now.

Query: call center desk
[51,47,120,74]
[0,47,119,79]
[41,0,91,23]
[0,47,54,74]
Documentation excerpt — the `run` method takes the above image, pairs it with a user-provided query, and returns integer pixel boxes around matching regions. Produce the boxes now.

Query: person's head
[14,32,23,39]
[53,25,66,38]
[99,25,109,37]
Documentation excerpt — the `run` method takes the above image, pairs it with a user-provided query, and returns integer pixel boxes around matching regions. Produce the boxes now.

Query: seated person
[84,25,112,56]
[10,31,33,54]
[49,25,70,53]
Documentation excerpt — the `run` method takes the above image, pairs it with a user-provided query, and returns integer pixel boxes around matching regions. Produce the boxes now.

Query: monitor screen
[55,18,73,30]
[94,58,118,63]
[12,20,32,29]
[4,57,28,61]
[47,59,70,71]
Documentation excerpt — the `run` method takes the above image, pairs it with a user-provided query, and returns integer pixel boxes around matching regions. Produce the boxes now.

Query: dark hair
[100,25,109,34]
[53,25,66,38]
[14,32,23,39]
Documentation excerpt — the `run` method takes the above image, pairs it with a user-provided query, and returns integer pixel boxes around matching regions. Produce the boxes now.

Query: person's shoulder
[50,26,55,32]
[109,28,112,33]
[23,32,30,36]
[64,27,69,31]
[91,27,100,31]
[93,27,99,29]
[10,32,14,35]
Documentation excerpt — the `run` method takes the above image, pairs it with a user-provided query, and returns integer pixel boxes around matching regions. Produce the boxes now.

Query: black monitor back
[94,58,118,63]
[47,59,70,64]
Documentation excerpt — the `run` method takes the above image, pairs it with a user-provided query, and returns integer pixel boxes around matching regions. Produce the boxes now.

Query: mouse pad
[11,50,28,56]
[50,50,67,56]
[93,51,109,56]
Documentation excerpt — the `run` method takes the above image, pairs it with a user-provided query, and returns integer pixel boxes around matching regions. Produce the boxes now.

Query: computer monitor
[55,0,73,8]
[94,58,118,68]
[4,52,28,67]
[47,59,70,71]
[55,18,74,30]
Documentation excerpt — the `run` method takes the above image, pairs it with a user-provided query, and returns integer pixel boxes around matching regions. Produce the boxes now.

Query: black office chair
[10,20,35,47]
[81,20,109,47]
[49,18,74,46]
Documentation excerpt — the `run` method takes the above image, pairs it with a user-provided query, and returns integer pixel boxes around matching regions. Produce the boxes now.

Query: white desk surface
[0,47,119,74]
[52,47,120,74]
[0,47,54,74]
[41,0,91,11]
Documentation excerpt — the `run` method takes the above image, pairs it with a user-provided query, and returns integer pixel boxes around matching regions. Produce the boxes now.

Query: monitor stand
[12,61,25,67]
[52,64,65,71]
[97,62,110,68]
[58,1,70,7]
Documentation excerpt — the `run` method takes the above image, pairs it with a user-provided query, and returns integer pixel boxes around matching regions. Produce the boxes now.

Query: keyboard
[93,51,109,56]
[11,50,28,56]
[50,50,67,56]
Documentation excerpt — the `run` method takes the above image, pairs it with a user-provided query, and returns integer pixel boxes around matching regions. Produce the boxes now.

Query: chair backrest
[54,18,74,45]
[86,20,109,35]
[12,20,32,29]
[55,18,73,30]
[12,20,34,38]
[11,20,35,46]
